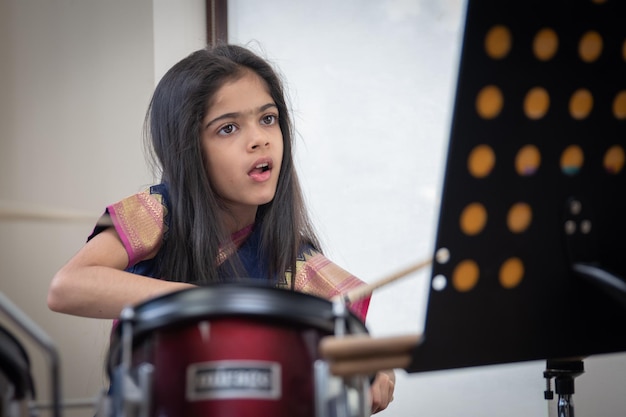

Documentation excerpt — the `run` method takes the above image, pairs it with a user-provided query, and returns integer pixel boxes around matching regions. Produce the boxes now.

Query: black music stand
[408,1,626,415]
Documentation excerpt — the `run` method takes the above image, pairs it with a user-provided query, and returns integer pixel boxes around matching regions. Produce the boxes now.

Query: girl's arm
[47,228,194,319]
[370,369,396,414]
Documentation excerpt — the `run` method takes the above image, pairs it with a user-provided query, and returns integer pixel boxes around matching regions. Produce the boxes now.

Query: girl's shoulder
[89,184,170,268]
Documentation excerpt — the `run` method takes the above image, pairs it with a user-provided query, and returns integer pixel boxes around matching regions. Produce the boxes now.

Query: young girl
[47,44,394,413]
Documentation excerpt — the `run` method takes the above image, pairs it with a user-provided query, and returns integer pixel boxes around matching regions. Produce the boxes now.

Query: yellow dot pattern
[472,24,626,123]
[434,1,625,297]
[420,1,626,377]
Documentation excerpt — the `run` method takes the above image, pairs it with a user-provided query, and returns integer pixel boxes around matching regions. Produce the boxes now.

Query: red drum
[106,284,370,417]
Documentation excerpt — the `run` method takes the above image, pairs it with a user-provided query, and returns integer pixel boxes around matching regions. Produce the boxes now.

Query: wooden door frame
[206,0,228,45]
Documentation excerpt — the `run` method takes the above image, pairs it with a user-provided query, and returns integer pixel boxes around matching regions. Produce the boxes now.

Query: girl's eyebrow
[205,102,277,129]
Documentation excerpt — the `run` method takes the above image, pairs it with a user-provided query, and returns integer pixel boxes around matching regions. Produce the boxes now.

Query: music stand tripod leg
[543,359,585,417]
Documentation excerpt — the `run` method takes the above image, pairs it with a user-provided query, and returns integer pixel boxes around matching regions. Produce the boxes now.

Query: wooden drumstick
[320,333,422,360]
[329,354,413,377]
[320,334,421,376]
[335,257,433,304]
[0,201,113,226]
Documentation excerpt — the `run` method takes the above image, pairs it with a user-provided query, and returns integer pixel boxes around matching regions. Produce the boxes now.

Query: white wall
[1,1,625,417]
[152,0,207,84]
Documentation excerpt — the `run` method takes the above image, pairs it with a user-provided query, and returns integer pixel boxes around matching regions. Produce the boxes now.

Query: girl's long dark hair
[145,44,320,285]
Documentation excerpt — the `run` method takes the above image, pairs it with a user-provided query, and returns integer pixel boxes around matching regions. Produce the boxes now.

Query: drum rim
[113,283,367,341]
[107,284,368,374]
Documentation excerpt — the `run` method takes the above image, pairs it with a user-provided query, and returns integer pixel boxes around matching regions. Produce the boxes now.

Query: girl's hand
[370,369,395,414]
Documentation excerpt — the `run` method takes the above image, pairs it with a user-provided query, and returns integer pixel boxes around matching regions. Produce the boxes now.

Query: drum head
[108,283,368,368]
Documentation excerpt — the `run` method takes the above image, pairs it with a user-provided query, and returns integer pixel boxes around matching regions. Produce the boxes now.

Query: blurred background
[1,1,625,416]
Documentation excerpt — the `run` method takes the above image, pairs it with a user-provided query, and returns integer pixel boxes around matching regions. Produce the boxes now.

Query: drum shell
[107,284,368,417]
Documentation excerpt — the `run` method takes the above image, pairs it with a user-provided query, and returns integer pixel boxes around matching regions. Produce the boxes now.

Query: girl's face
[202,70,284,227]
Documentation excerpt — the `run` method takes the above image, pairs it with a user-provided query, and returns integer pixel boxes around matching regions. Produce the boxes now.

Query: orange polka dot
[476,85,504,119]
[468,145,496,178]
[452,260,480,292]
[507,203,532,233]
[613,91,626,120]
[460,203,488,236]
[561,145,585,175]
[485,25,512,59]
[569,89,593,120]
[524,87,550,119]
[604,145,625,175]
[499,257,524,289]
[579,31,603,63]
[533,28,558,61]
[515,144,541,176]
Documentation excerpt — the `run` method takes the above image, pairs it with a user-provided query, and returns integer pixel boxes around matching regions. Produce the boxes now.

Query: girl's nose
[248,127,270,150]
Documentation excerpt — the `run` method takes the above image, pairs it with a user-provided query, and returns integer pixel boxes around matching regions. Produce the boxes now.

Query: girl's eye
[218,124,237,135]
[261,114,278,126]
